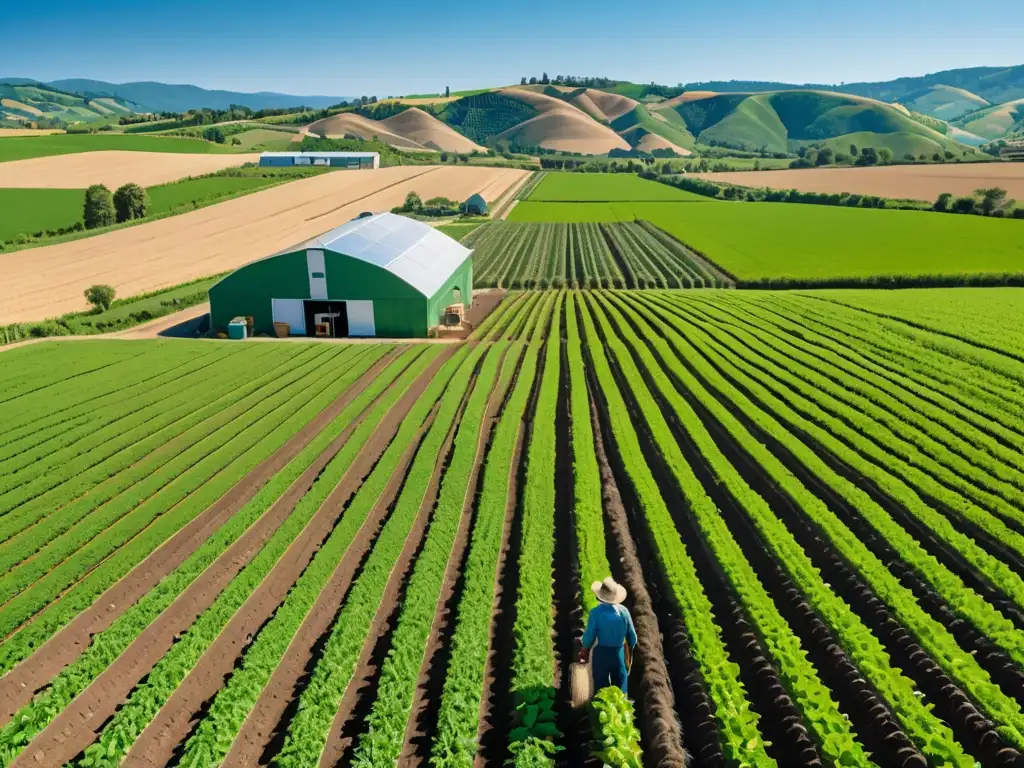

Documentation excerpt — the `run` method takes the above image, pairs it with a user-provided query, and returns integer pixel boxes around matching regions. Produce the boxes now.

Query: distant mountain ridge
[0,78,349,113]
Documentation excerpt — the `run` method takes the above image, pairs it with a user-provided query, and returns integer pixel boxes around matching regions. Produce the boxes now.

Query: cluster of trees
[84,183,149,229]
[789,144,894,169]
[519,74,618,87]
[934,187,1023,218]
[392,191,463,217]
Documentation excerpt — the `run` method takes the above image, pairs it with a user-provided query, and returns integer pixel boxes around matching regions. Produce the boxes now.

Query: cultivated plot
[697,162,1024,202]
[2,289,1024,768]
[510,199,1024,284]
[0,165,528,323]
[0,150,261,190]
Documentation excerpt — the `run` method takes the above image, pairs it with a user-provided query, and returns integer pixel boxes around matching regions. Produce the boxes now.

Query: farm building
[209,213,473,338]
[259,151,380,169]
[462,193,487,215]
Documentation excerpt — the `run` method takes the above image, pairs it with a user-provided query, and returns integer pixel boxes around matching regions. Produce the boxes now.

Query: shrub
[1013,208,1024,219]
[953,196,977,214]
[934,193,953,212]
[83,185,115,229]
[113,183,148,223]
[84,284,116,312]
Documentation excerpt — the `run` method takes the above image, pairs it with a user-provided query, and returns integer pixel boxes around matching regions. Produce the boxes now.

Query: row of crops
[2,287,1024,767]
[471,221,734,289]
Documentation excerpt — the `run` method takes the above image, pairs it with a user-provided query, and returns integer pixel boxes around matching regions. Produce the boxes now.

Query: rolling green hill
[611,104,696,152]
[952,98,1024,141]
[651,90,971,156]
[897,84,989,121]
[0,82,139,126]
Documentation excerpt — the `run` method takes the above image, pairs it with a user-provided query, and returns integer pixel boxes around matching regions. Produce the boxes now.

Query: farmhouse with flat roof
[258,151,380,169]
[209,213,473,338]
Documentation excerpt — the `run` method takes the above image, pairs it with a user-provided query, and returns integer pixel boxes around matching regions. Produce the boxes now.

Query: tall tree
[113,183,148,223]
[83,185,115,229]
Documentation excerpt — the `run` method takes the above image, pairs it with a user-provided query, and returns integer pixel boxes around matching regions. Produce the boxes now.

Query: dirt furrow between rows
[10,348,447,768]
[588,390,688,768]
[0,348,396,725]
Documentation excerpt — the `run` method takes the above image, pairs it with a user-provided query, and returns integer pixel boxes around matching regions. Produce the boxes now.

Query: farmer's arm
[581,609,598,650]
[579,609,600,662]
[625,610,637,648]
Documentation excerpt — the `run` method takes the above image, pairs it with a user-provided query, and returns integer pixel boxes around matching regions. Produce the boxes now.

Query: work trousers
[592,644,628,694]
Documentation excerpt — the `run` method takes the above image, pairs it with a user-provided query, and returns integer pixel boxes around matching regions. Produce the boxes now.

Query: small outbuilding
[259,151,380,169]
[462,193,487,215]
[210,213,473,339]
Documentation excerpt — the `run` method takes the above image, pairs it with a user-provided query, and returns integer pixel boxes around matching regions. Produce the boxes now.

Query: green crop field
[470,220,732,288]
[0,189,85,241]
[2,287,1024,768]
[0,133,240,162]
[526,172,710,202]
[510,199,1024,285]
[801,287,1024,358]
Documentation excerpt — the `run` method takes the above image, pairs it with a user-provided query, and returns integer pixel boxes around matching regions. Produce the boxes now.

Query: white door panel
[271,298,305,335]
[345,301,375,337]
[306,250,327,299]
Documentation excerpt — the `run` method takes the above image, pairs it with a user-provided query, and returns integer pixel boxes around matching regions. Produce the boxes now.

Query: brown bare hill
[306,112,424,149]
[497,88,629,154]
[306,108,485,153]
[576,89,638,122]
[379,108,485,153]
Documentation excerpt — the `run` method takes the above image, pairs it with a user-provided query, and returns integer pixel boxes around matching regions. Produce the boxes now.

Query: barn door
[306,250,328,299]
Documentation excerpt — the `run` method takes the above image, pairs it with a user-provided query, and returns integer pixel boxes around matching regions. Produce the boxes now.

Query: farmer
[578,577,637,694]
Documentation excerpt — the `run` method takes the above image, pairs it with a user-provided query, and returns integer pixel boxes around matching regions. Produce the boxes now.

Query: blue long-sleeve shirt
[582,603,637,649]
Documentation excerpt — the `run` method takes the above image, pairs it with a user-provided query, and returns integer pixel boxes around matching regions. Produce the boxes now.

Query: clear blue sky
[6,0,1023,96]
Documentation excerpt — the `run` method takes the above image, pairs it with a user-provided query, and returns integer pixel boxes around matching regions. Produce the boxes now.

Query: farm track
[5,288,1024,768]
[0,347,399,724]
[7,348,448,768]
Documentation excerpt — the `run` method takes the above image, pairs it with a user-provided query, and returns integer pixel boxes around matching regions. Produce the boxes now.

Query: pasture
[526,171,710,202]
[1,289,1024,768]
[0,166,528,323]
[0,189,85,242]
[509,199,1024,285]
[0,133,240,162]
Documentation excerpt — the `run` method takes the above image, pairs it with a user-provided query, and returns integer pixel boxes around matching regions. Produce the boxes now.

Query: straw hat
[591,577,627,605]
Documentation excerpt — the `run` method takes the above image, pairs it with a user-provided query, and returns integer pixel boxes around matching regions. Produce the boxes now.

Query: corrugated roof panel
[302,213,471,297]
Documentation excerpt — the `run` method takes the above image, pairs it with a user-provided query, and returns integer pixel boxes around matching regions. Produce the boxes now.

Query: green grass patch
[146,176,280,216]
[0,133,240,162]
[437,222,485,241]
[527,172,710,202]
[0,189,84,241]
[229,128,296,150]
[509,200,1024,284]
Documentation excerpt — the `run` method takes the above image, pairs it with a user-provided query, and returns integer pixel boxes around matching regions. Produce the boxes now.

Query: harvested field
[0,165,528,323]
[696,162,1024,202]
[0,128,64,137]
[0,150,261,190]
[2,286,1024,768]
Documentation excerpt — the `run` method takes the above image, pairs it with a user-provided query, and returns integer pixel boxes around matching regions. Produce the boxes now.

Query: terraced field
[2,288,1024,768]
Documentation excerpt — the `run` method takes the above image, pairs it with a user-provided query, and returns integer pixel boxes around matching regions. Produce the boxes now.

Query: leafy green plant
[589,687,643,768]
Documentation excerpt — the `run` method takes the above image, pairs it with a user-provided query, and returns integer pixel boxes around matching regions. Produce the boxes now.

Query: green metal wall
[426,255,473,328]
[210,248,434,337]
